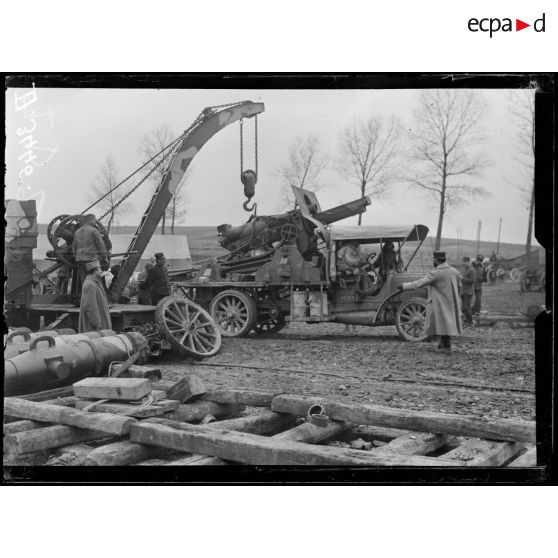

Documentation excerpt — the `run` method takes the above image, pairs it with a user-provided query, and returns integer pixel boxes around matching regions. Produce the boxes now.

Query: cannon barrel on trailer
[4,332,147,397]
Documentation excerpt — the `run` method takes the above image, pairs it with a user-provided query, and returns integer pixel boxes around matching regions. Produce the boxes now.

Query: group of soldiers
[70,214,171,333]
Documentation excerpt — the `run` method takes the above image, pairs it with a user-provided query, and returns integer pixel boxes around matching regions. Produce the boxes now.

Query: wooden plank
[84,440,169,466]
[507,446,537,467]
[164,402,245,423]
[4,425,109,455]
[272,420,350,443]
[74,400,165,418]
[200,389,280,407]
[373,433,454,456]
[151,376,206,403]
[164,455,226,466]
[441,440,523,467]
[20,386,75,402]
[130,420,464,466]
[206,411,295,435]
[72,378,151,401]
[271,395,536,444]
[4,397,137,436]
[4,420,50,435]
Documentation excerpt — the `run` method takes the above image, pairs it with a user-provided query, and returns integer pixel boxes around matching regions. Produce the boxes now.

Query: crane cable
[82,101,252,220]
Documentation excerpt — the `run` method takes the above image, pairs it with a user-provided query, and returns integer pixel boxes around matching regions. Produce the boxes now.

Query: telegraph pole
[496,217,502,255]
[476,220,482,256]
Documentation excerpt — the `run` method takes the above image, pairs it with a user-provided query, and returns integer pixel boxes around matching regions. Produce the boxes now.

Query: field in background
[37,223,544,265]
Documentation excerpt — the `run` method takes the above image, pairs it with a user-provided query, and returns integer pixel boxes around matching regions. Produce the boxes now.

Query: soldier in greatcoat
[397,251,462,354]
[79,260,112,333]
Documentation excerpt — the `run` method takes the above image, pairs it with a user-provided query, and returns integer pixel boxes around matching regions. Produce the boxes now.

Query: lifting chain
[91,101,252,221]
[240,114,259,212]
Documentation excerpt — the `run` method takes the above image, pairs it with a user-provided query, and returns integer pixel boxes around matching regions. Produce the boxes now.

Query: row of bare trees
[278,89,536,253]
[89,125,189,235]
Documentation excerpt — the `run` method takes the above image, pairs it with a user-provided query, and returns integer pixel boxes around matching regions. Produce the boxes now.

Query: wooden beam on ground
[74,399,178,418]
[4,398,137,436]
[271,395,536,444]
[206,411,295,435]
[4,425,110,455]
[507,446,537,467]
[130,420,463,466]
[4,420,51,435]
[200,389,281,407]
[164,455,226,465]
[20,385,75,402]
[373,433,454,456]
[164,402,245,422]
[84,440,170,466]
[441,440,523,467]
[272,420,350,443]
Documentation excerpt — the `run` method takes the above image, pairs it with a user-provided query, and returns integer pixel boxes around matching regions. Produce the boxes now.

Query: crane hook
[241,169,257,213]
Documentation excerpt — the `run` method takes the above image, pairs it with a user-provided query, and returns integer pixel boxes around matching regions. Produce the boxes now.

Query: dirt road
[161,281,545,421]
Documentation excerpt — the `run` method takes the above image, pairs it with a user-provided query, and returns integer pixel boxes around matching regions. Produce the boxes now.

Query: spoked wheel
[154,296,221,358]
[209,289,257,337]
[253,315,286,335]
[395,297,428,342]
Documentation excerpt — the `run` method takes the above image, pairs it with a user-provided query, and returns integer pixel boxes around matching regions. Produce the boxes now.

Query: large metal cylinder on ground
[4,330,114,360]
[4,332,147,397]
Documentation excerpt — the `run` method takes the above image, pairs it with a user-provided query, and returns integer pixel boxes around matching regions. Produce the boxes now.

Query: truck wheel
[395,297,428,342]
[253,315,286,335]
[209,289,257,337]
[510,268,521,282]
[155,296,221,358]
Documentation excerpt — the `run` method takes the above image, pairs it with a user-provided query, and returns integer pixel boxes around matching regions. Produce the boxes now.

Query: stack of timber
[3,387,537,467]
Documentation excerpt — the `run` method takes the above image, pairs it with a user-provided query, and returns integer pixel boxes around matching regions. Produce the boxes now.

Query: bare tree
[508,89,535,257]
[165,169,191,234]
[138,125,176,235]
[406,90,489,250]
[337,115,400,225]
[89,155,131,234]
[276,135,328,209]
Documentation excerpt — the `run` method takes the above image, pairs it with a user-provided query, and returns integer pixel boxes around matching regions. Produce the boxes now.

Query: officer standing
[460,256,475,327]
[397,251,463,354]
[79,260,112,333]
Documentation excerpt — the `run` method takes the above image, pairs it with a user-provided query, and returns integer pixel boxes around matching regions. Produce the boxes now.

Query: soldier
[146,252,171,305]
[72,214,108,288]
[336,240,368,273]
[372,240,398,279]
[472,255,484,315]
[460,256,475,327]
[397,251,463,354]
[79,260,112,333]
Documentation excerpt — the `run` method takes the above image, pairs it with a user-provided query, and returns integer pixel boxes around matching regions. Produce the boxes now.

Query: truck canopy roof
[329,224,429,243]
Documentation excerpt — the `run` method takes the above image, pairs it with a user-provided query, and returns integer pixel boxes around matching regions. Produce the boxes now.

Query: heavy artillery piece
[178,187,431,340]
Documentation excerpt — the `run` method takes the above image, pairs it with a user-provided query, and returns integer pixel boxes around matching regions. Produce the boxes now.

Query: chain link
[98,101,253,222]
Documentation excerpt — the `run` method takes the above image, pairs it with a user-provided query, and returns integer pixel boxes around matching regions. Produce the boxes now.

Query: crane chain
[98,101,251,222]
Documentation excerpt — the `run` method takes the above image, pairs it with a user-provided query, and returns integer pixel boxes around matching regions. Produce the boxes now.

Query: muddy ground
[161,281,546,421]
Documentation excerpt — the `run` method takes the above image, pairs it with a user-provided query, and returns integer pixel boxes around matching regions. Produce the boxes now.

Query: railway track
[193,361,535,397]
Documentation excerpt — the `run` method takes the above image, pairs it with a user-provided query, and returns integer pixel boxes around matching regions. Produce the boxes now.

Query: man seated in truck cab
[372,240,398,279]
[336,240,368,274]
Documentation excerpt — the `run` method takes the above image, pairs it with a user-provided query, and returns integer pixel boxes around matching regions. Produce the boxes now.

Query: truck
[175,186,431,341]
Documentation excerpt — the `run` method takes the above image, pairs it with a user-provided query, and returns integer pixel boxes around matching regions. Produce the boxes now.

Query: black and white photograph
[3,75,553,479]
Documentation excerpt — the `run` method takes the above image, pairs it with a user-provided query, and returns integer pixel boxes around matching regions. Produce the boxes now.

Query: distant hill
[36,224,544,264]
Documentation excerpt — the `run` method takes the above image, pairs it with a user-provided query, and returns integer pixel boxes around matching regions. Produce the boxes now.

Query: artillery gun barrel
[4,332,146,397]
[313,196,371,225]
[4,330,116,360]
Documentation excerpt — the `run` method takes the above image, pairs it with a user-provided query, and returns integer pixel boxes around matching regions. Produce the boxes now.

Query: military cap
[462,256,471,262]
[154,252,165,260]
[86,260,101,271]
[476,255,484,262]
[433,251,446,258]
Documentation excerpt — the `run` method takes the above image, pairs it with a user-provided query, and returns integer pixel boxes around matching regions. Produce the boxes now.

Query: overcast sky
[5,87,537,246]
